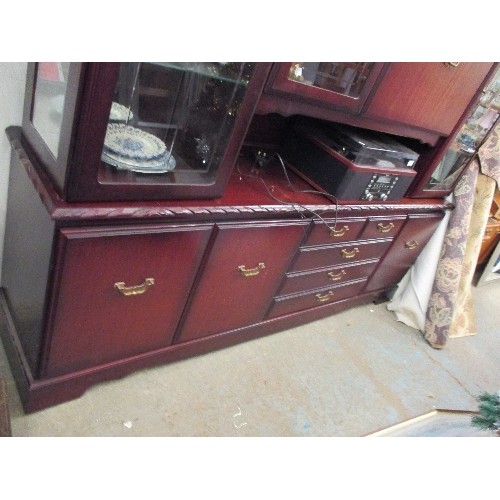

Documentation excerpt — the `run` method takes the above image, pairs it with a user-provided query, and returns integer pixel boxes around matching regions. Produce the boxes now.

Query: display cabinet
[23,62,271,202]
[409,66,500,198]
[1,61,496,412]
[257,62,496,145]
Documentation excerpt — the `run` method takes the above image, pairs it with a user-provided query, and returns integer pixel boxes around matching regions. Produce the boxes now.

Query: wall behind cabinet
[0,63,27,282]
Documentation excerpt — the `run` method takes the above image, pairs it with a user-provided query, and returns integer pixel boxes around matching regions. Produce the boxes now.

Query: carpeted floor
[0,377,11,437]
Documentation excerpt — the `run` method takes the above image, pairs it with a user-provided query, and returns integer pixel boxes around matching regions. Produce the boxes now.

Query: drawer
[291,239,392,272]
[43,224,214,377]
[278,259,378,295]
[268,279,367,319]
[358,216,406,240]
[303,218,366,247]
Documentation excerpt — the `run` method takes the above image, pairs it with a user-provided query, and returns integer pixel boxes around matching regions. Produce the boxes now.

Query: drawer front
[176,221,308,343]
[358,216,406,240]
[303,218,366,247]
[44,224,213,377]
[365,213,444,292]
[292,239,392,272]
[268,279,367,319]
[279,259,378,295]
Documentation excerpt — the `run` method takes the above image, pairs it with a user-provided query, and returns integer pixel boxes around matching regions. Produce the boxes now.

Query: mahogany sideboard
[1,62,496,412]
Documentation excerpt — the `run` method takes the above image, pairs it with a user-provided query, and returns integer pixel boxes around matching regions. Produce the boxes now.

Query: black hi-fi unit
[282,118,419,201]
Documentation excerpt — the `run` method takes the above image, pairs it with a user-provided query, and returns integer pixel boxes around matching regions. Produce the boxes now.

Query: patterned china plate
[109,102,133,122]
[102,150,176,174]
[104,124,166,160]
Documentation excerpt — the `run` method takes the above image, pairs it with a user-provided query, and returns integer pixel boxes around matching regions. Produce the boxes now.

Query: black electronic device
[282,118,419,201]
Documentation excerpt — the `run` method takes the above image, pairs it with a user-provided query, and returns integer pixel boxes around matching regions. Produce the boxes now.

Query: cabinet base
[0,288,382,413]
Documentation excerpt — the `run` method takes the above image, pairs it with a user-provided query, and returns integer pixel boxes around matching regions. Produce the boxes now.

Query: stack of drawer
[267,216,406,318]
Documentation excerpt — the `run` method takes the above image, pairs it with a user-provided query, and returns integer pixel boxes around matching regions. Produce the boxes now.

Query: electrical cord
[236,151,341,233]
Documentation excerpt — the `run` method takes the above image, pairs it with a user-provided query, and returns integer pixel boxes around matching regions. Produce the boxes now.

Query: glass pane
[287,62,376,98]
[31,62,70,158]
[425,66,500,191]
[100,62,255,184]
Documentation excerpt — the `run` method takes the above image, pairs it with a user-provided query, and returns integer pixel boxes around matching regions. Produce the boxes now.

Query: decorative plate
[102,150,176,174]
[109,102,133,122]
[104,124,166,160]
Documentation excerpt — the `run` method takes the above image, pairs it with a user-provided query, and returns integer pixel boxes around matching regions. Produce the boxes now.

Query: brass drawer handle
[114,277,155,296]
[405,240,419,250]
[315,290,335,303]
[329,225,349,238]
[327,270,347,281]
[238,262,265,277]
[341,248,359,259]
[444,62,460,68]
[377,222,395,233]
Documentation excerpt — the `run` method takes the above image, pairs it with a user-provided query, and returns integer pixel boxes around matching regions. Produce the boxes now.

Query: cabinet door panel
[364,213,444,292]
[176,221,308,342]
[365,62,494,136]
[43,224,213,376]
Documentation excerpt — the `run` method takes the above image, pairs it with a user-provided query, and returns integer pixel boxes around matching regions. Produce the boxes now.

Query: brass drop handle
[444,62,460,68]
[114,277,155,296]
[341,248,359,259]
[329,225,349,238]
[315,291,335,303]
[327,270,346,281]
[238,262,265,277]
[405,240,419,250]
[377,222,395,233]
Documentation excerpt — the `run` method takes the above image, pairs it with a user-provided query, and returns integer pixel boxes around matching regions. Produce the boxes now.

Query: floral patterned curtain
[424,123,500,348]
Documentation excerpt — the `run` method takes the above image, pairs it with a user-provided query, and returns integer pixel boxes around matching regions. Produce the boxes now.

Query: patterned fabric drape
[424,123,500,348]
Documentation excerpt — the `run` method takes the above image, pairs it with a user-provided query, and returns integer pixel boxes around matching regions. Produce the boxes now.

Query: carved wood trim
[7,127,451,224]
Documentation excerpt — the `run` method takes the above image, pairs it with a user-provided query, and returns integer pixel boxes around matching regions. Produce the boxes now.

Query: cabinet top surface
[8,126,450,224]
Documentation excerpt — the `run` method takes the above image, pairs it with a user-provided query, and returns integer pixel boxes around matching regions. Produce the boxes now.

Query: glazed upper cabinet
[408,65,500,198]
[257,62,495,144]
[264,63,386,113]
[22,62,272,202]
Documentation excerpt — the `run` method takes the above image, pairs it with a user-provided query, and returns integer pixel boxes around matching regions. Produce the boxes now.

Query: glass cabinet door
[31,62,71,158]
[267,62,385,113]
[287,62,376,98]
[422,66,500,193]
[22,62,269,202]
[98,62,257,197]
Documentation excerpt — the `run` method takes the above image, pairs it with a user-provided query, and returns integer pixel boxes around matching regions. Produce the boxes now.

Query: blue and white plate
[102,149,176,174]
[104,124,166,160]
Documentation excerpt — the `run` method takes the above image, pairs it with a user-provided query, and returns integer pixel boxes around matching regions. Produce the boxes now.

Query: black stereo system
[282,118,419,201]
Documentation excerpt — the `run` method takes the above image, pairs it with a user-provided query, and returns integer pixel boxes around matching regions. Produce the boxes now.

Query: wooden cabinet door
[42,223,213,377]
[364,213,444,293]
[365,62,494,136]
[176,221,308,343]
